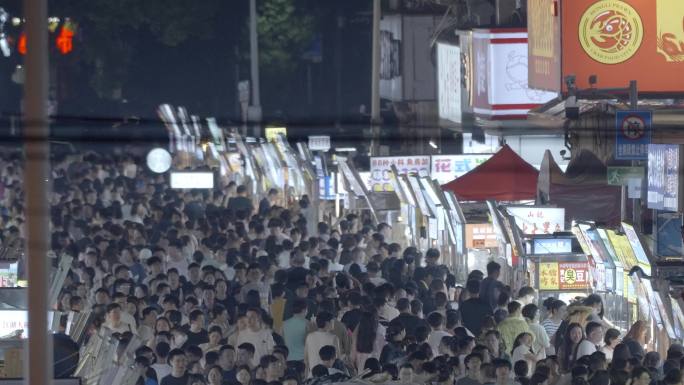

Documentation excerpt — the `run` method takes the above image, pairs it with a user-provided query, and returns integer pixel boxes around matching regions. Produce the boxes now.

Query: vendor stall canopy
[537,149,621,227]
[441,145,539,201]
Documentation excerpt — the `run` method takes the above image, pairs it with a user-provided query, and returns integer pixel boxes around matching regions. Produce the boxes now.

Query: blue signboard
[615,110,652,160]
[656,211,684,259]
[648,144,680,212]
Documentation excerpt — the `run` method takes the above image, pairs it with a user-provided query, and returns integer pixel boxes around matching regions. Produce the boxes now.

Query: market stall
[524,233,593,306]
[622,222,676,353]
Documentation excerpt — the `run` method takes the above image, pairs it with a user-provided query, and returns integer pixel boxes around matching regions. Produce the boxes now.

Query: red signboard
[529,0,684,93]
[558,262,591,290]
[56,25,75,55]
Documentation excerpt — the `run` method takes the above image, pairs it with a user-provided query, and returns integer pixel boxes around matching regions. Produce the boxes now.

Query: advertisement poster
[506,207,565,235]
[607,229,640,268]
[528,0,562,91]
[539,262,560,290]
[472,29,557,120]
[648,144,680,212]
[431,155,492,184]
[615,111,652,160]
[437,43,462,123]
[622,222,652,275]
[671,297,684,340]
[560,0,684,92]
[558,262,591,290]
[370,156,430,192]
[465,223,499,248]
[656,211,684,259]
[654,293,676,339]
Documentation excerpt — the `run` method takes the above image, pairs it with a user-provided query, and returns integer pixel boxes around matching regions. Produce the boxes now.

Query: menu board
[539,262,560,290]
[465,224,499,248]
[622,223,652,275]
[579,226,614,291]
[607,230,640,269]
[626,272,636,303]
[632,275,652,322]
[670,297,684,340]
[654,293,676,339]
[558,262,591,290]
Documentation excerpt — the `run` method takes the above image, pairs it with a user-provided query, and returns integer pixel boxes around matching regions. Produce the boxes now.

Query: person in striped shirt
[541,299,566,355]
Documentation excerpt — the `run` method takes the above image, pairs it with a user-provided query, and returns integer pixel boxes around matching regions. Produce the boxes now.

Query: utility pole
[248,0,262,136]
[24,0,51,384]
[370,0,381,155]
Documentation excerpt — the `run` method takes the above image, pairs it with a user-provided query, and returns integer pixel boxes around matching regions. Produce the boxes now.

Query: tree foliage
[257,0,315,73]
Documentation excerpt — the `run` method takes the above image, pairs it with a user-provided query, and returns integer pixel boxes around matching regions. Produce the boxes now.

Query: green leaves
[257,0,314,73]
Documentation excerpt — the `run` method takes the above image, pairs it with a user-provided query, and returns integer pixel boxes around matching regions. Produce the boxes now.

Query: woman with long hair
[623,320,649,360]
[558,323,584,373]
[352,311,386,372]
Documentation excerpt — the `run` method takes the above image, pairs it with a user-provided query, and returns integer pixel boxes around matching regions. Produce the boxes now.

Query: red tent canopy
[442,145,539,201]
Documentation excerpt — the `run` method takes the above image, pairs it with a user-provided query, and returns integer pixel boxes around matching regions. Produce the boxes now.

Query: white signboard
[472,29,557,119]
[506,207,565,235]
[370,156,430,192]
[170,172,215,189]
[308,136,331,152]
[431,154,492,184]
[437,43,462,123]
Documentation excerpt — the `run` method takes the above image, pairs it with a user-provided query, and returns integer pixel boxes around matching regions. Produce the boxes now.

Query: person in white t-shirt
[575,322,604,360]
[427,312,451,358]
[236,308,275,368]
[304,312,340,377]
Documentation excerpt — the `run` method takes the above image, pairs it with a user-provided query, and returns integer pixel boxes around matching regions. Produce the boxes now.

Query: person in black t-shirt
[184,309,209,348]
[340,292,363,332]
[160,349,190,385]
[460,280,493,336]
[394,298,429,338]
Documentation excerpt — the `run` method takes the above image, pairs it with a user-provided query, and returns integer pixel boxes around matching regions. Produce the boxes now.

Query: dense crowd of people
[0,148,681,385]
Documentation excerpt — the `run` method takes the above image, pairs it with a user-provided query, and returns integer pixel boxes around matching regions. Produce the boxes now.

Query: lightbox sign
[472,28,557,120]
[532,238,573,254]
[622,222,652,275]
[170,172,214,189]
[465,223,499,248]
[370,156,429,192]
[647,144,681,212]
[437,43,462,123]
[540,262,591,290]
[506,207,565,235]
[530,0,684,93]
[431,154,491,184]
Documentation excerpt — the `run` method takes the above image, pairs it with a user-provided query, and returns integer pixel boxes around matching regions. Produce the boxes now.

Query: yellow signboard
[607,230,639,268]
[265,126,287,142]
[539,262,560,290]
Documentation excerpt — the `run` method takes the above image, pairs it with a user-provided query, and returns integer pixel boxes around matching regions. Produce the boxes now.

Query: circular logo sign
[579,0,643,64]
[621,114,646,139]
